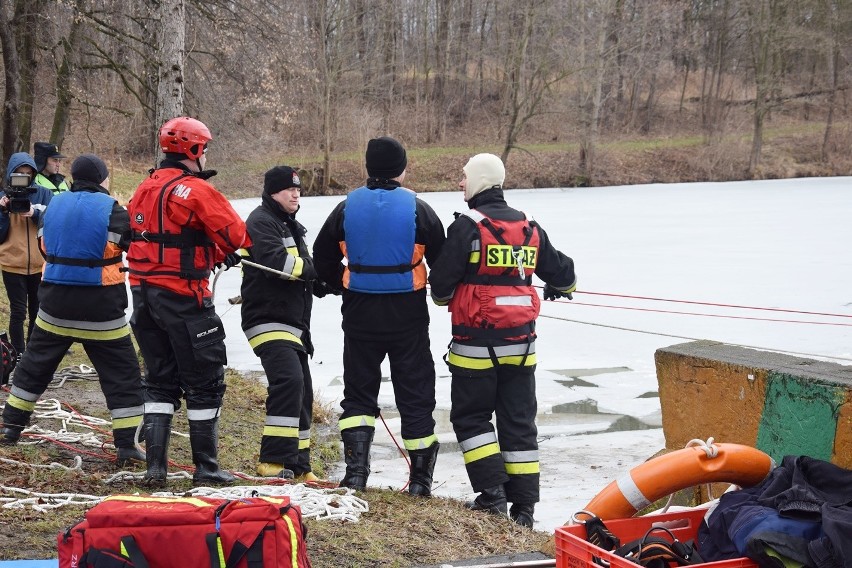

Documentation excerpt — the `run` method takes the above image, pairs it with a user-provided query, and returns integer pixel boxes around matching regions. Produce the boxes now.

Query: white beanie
[463,153,505,201]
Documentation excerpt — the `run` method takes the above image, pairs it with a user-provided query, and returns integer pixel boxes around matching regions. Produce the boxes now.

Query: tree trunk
[155,0,186,164]
[50,0,84,148]
[0,0,23,161]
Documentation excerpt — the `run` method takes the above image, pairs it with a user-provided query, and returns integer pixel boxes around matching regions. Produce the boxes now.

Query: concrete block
[655,340,852,469]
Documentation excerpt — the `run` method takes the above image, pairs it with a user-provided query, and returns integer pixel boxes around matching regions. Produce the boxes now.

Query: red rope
[379,411,412,493]
[566,289,852,319]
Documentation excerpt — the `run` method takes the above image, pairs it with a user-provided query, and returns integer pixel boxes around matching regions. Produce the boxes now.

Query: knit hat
[365,137,407,179]
[264,166,301,195]
[71,154,109,184]
[33,142,66,172]
[463,153,505,201]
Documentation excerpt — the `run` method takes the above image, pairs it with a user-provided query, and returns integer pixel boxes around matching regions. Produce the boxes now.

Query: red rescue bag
[57,494,312,568]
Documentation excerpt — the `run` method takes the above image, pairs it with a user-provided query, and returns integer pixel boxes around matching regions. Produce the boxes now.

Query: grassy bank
[0,282,552,566]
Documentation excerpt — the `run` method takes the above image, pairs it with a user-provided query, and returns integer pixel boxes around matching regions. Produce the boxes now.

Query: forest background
[2,0,852,198]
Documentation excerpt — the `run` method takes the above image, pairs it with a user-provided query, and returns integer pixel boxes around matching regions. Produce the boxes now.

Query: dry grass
[0,279,553,566]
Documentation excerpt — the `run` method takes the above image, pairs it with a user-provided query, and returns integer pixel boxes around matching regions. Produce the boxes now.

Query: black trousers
[130,284,227,412]
[450,364,540,504]
[2,270,40,353]
[340,328,436,442]
[10,324,143,413]
[255,342,313,473]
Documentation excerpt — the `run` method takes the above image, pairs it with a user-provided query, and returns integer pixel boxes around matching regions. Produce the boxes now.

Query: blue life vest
[343,186,421,294]
[42,191,120,286]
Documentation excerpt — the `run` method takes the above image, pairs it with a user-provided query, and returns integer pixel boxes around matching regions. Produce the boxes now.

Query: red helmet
[159,117,212,160]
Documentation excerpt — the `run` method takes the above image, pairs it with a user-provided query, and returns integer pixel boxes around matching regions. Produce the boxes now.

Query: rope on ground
[1,455,83,472]
[1,398,111,447]
[0,481,369,522]
[104,470,192,484]
[0,485,104,512]
[48,364,100,388]
[154,484,369,522]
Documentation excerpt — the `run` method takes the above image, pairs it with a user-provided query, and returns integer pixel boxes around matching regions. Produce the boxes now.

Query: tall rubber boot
[0,405,31,445]
[113,424,145,467]
[407,442,440,497]
[510,503,535,528]
[340,428,373,490]
[142,414,172,486]
[465,484,508,516]
[189,418,235,485]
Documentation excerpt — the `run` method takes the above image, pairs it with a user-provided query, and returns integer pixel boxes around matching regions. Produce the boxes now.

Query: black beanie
[71,154,109,184]
[365,137,407,179]
[264,166,301,195]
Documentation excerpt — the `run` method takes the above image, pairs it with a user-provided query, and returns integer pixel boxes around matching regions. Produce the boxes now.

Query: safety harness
[583,515,705,567]
[128,172,215,280]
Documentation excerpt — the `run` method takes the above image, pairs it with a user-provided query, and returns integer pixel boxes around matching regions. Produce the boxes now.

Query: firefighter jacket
[313,179,445,340]
[35,180,134,340]
[428,188,576,370]
[0,153,53,275]
[126,161,249,301]
[241,193,315,355]
[34,172,69,194]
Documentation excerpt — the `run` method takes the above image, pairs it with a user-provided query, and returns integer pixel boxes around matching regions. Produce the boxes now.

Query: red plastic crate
[555,509,759,568]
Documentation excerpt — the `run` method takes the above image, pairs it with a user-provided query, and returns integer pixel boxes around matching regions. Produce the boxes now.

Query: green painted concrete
[756,372,844,463]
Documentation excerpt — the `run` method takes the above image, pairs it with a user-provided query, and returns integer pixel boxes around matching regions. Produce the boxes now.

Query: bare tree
[745,0,791,175]
[0,0,23,164]
[155,0,186,162]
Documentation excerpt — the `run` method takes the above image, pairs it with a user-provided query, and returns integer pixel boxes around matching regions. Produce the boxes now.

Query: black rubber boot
[340,428,373,490]
[0,405,32,445]
[189,418,235,485]
[466,484,508,516]
[142,414,172,486]
[407,442,440,497]
[113,424,145,467]
[510,503,535,528]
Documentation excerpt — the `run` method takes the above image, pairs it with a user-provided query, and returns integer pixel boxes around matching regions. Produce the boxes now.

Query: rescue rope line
[538,313,852,363]
[563,300,852,327]
[573,290,852,319]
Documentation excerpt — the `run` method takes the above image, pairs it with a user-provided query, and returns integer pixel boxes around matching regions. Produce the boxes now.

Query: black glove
[218,252,241,271]
[313,280,341,298]
[543,284,573,301]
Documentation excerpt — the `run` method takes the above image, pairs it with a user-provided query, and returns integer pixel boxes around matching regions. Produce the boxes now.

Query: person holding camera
[0,152,53,357]
[33,142,69,194]
[127,116,250,487]
[1,154,145,468]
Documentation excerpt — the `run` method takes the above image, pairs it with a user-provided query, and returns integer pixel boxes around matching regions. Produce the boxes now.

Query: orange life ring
[579,443,775,520]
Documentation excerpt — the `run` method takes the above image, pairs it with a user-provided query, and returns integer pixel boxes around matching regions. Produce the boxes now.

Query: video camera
[4,172,37,214]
